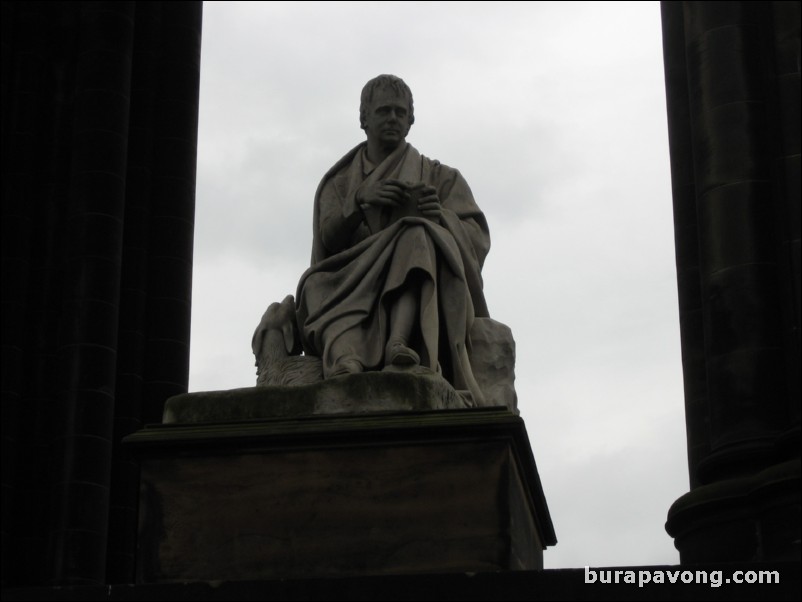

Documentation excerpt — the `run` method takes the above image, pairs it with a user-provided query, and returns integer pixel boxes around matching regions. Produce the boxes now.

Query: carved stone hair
[359,74,415,130]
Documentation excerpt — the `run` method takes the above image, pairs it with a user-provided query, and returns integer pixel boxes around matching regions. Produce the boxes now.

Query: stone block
[126,407,555,582]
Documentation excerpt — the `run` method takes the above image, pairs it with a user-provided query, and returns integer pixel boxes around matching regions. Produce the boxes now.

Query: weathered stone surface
[251,298,518,415]
[127,408,556,582]
[666,458,801,563]
[470,317,518,413]
[164,370,469,424]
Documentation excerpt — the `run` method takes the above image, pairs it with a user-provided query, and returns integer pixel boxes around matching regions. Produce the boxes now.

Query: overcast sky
[189,0,688,570]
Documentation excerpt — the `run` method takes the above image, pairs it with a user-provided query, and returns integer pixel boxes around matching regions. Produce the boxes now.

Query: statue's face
[363,87,412,151]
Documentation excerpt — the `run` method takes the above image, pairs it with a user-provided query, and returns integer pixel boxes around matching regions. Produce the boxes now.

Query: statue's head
[359,74,415,131]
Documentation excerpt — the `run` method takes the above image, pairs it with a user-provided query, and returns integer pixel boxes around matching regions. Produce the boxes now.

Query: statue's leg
[385,285,420,367]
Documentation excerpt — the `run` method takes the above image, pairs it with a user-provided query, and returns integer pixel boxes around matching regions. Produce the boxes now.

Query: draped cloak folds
[296,142,490,405]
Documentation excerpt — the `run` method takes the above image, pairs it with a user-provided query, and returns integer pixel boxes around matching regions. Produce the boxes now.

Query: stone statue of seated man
[253,75,517,412]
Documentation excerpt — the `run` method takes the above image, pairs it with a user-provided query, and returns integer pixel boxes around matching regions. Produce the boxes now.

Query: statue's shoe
[385,340,420,367]
[329,357,363,377]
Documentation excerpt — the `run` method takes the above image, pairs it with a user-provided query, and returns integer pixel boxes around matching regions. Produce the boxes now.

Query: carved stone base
[126,407,555,582]
[164,370,474,424]
[666,458,801,563]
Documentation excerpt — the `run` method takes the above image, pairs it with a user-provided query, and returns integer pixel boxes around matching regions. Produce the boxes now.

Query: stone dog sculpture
[253,75,517,412]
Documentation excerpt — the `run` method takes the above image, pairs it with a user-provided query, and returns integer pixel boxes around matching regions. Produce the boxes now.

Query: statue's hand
[356,179,410,210]
[416,185,442,220]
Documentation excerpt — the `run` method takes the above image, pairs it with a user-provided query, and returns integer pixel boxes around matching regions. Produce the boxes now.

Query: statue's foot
[385,339,420,367]
[329,357,363,378]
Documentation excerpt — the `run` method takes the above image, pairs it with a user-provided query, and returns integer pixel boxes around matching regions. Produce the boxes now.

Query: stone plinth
[125,406,555,583]
[162,371,469,424]
[666,458,801,563]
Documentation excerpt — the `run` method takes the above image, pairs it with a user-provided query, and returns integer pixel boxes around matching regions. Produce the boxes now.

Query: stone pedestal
[125,406,555,582]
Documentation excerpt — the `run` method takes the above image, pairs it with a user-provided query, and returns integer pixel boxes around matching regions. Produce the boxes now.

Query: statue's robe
[296,142,490,404]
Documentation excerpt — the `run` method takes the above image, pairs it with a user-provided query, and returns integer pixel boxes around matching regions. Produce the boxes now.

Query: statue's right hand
[356,179,410,209]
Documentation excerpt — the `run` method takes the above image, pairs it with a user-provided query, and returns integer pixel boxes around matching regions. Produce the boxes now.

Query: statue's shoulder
[323,143,364,179]
[420,153,443,169]
[420,153,463,185]
[315,143,364,201]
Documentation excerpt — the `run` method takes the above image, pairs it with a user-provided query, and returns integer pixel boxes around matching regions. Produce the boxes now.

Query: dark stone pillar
[661,1,800,562]
[1,1,202,587]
